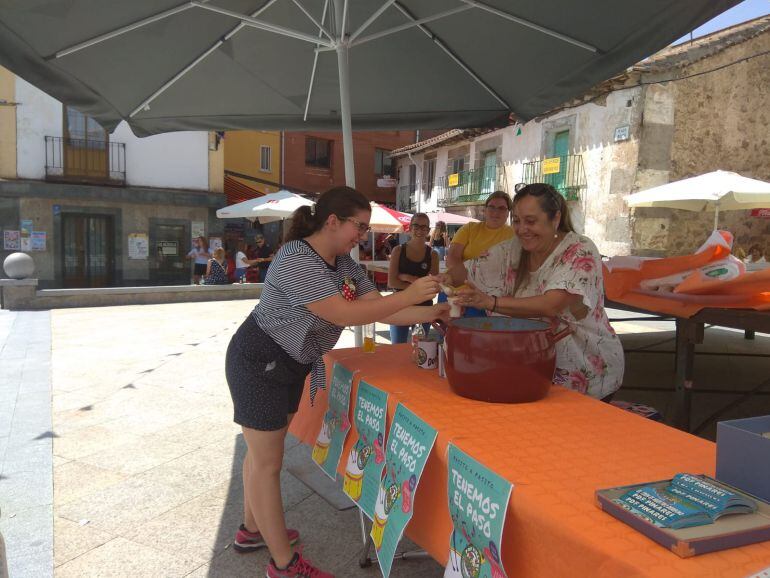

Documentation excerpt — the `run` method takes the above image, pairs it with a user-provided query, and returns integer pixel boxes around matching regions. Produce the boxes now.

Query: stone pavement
[0,301,768,577]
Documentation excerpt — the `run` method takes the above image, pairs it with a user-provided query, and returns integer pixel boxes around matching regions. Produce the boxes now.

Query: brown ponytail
[512,183,574,295]
[287,186,371,242]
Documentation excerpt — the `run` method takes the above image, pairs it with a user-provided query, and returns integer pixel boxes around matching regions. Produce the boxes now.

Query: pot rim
[447,317,551,334]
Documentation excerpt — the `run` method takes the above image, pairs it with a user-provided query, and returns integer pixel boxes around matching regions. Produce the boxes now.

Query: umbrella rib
[458,0,598,53]
[349,0,399,44]
[291,0,334,42]
[52,1,196,59]
[192,1,334,47]
[128,0,283,118]
[304,0,331,121]
[351,5,473,47]
[391,1,509,110]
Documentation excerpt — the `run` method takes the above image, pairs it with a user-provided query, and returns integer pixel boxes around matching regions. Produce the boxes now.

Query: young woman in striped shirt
[225,186,447,578]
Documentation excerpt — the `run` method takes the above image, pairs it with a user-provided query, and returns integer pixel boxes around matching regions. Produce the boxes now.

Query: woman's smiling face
[512,195,560,253]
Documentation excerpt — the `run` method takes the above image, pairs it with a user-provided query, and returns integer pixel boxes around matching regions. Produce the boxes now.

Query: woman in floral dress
[445,183,624,400]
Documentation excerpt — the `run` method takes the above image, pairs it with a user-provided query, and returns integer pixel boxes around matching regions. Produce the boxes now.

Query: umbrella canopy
[216,190,314,222]
[424,211,478,227]
[0,1,739,136]
[369,202,412,233]
[626,170,770,229]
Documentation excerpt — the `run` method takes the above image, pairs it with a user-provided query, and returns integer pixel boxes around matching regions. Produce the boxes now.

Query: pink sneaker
[233,524,299,553]
[266,550,334,578]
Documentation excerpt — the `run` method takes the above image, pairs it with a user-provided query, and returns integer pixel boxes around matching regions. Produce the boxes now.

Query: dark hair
[484,190,513,212]
[512,183,575,295]
[288,186,371,241]
[410,212,429,225]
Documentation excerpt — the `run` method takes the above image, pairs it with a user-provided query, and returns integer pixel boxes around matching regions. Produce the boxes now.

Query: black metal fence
[45,136,126,186]
[436,165,506,207]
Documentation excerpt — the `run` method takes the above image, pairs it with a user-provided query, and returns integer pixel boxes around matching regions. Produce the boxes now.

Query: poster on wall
[444,444,513,578]
[20,237,31,251]
[20,219,32,237]
[191,221,205,240]
[4,230,20,251]
[128,233,149,260]
[373,403,438,578]
[30,232,46,252]
[343,380,388,519]
[312,363,354,480]
[208,237,222,252]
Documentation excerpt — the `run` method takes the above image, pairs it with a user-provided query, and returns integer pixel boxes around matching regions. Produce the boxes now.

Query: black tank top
[432,235,446,248]
[398,243,433,306]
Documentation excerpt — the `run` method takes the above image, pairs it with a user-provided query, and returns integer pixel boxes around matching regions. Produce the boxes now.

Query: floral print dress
[465,232,624,399]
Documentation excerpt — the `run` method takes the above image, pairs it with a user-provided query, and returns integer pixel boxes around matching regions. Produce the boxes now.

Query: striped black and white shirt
[252,239,376,403]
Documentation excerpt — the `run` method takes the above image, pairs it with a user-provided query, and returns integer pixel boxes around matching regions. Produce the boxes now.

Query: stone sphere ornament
[3,252,35,280]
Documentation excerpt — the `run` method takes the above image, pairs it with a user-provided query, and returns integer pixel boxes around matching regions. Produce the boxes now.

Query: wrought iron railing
[398,185,416,212]
[45,136,126,186]
[436,165,507,206]
[521,154,586,201]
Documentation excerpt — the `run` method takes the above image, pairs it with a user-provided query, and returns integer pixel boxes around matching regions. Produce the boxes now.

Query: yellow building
[223,131,282,201]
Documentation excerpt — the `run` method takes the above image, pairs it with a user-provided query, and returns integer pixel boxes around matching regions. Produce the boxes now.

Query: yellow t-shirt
[451,222,515,260]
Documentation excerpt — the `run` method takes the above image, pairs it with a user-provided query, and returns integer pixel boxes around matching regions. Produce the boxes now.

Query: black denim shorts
[225,316,312,431]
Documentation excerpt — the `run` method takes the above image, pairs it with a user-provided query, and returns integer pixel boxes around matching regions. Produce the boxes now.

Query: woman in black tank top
[388,213,440,343]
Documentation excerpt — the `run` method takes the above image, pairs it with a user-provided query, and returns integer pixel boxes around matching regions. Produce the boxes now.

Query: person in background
[253,234,274,282]
[226,186,447,578]
[444,183,624,401]
[430,220,450,261]
[444,191,514,316]
[186,236,210,285]
[387,212,440,343]
[234,241,255,282]
[744,243,768,271]
[203,247,229,285]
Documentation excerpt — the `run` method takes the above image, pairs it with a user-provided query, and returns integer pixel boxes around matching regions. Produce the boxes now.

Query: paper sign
[312,363,354,479]
[448,173,460,187]
[542,157,561,175]
[373,404,438,578]
[128,233,149,260]
[30,232,46,251]
[3,230,20,251]
[191,221,205,239]
[444,444,513,578]
[20,237,30,251]
[343,380,388,519]
[20,219,32,237]
[751,209,770,218]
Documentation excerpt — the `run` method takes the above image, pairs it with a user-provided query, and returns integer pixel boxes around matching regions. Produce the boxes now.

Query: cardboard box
[717,416,770,503]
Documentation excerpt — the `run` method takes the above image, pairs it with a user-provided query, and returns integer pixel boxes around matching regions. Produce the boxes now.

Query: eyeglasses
[343,217,371,234]
[411,224,430,232]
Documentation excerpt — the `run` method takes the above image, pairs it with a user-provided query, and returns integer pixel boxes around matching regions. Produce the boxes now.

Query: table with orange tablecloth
[289,345,770,578]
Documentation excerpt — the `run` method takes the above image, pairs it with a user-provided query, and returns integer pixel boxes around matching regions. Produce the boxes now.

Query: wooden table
[290,345,770,578]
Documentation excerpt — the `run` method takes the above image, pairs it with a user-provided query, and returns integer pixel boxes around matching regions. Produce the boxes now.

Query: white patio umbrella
[216,190,315,223]
[626,170,770,230]
[424,211,478,227]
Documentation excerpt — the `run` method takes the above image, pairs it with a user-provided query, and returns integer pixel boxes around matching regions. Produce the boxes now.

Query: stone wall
[632,31,770,255]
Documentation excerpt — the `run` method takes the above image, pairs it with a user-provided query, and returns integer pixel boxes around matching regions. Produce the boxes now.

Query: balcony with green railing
[521,154,586,201]
[436,165,507,207]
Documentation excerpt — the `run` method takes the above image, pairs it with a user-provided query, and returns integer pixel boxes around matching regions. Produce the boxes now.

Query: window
[374,148,394,177]
[305,137,332,168]
[422,158,436,199]
[64,106,107,149]
[260,145,272,172]
[450,157,465,175]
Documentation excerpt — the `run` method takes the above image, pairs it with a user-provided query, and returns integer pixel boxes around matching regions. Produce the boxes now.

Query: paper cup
[447,296,462,318]
[417,340,438,370]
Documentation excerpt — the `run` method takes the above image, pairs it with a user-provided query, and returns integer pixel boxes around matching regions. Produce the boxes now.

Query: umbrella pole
[713,204,720,231]
[334,0,363,346]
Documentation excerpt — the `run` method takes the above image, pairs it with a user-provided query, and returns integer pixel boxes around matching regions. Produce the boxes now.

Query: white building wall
[14,76,210,191]
[112,123,209,191]
[16,77,62,180]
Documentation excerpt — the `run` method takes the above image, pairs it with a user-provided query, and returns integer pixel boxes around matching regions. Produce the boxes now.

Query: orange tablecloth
[289,345,770,577]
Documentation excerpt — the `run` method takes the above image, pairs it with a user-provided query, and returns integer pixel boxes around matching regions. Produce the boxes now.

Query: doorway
[549,130,570,192]
[153,224,189,285]
[61,213,115,288]
[480,150,497,196]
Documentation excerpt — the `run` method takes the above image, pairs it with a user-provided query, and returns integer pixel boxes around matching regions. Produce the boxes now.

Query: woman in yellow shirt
[444,191,514,316]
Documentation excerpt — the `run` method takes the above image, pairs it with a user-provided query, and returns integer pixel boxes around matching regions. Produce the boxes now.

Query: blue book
[614,474,757,529]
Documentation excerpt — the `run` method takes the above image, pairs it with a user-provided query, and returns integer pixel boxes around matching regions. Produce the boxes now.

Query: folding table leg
[358,509,374,568]
[668,319,703,431]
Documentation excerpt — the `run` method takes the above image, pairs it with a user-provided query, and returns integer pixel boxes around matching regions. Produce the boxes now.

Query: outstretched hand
[455,281,493,310]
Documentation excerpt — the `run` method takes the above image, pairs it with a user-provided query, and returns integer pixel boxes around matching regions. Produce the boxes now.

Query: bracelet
[491,296,497,312]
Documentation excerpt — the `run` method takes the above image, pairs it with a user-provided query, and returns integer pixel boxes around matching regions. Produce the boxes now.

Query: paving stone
[53,516,114,568]
[0,465,52,511]
[0,503,53,560]
[52,424,143,461]
[53,461,127,506]
[54,537,201,578]
[77,437,192,476]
